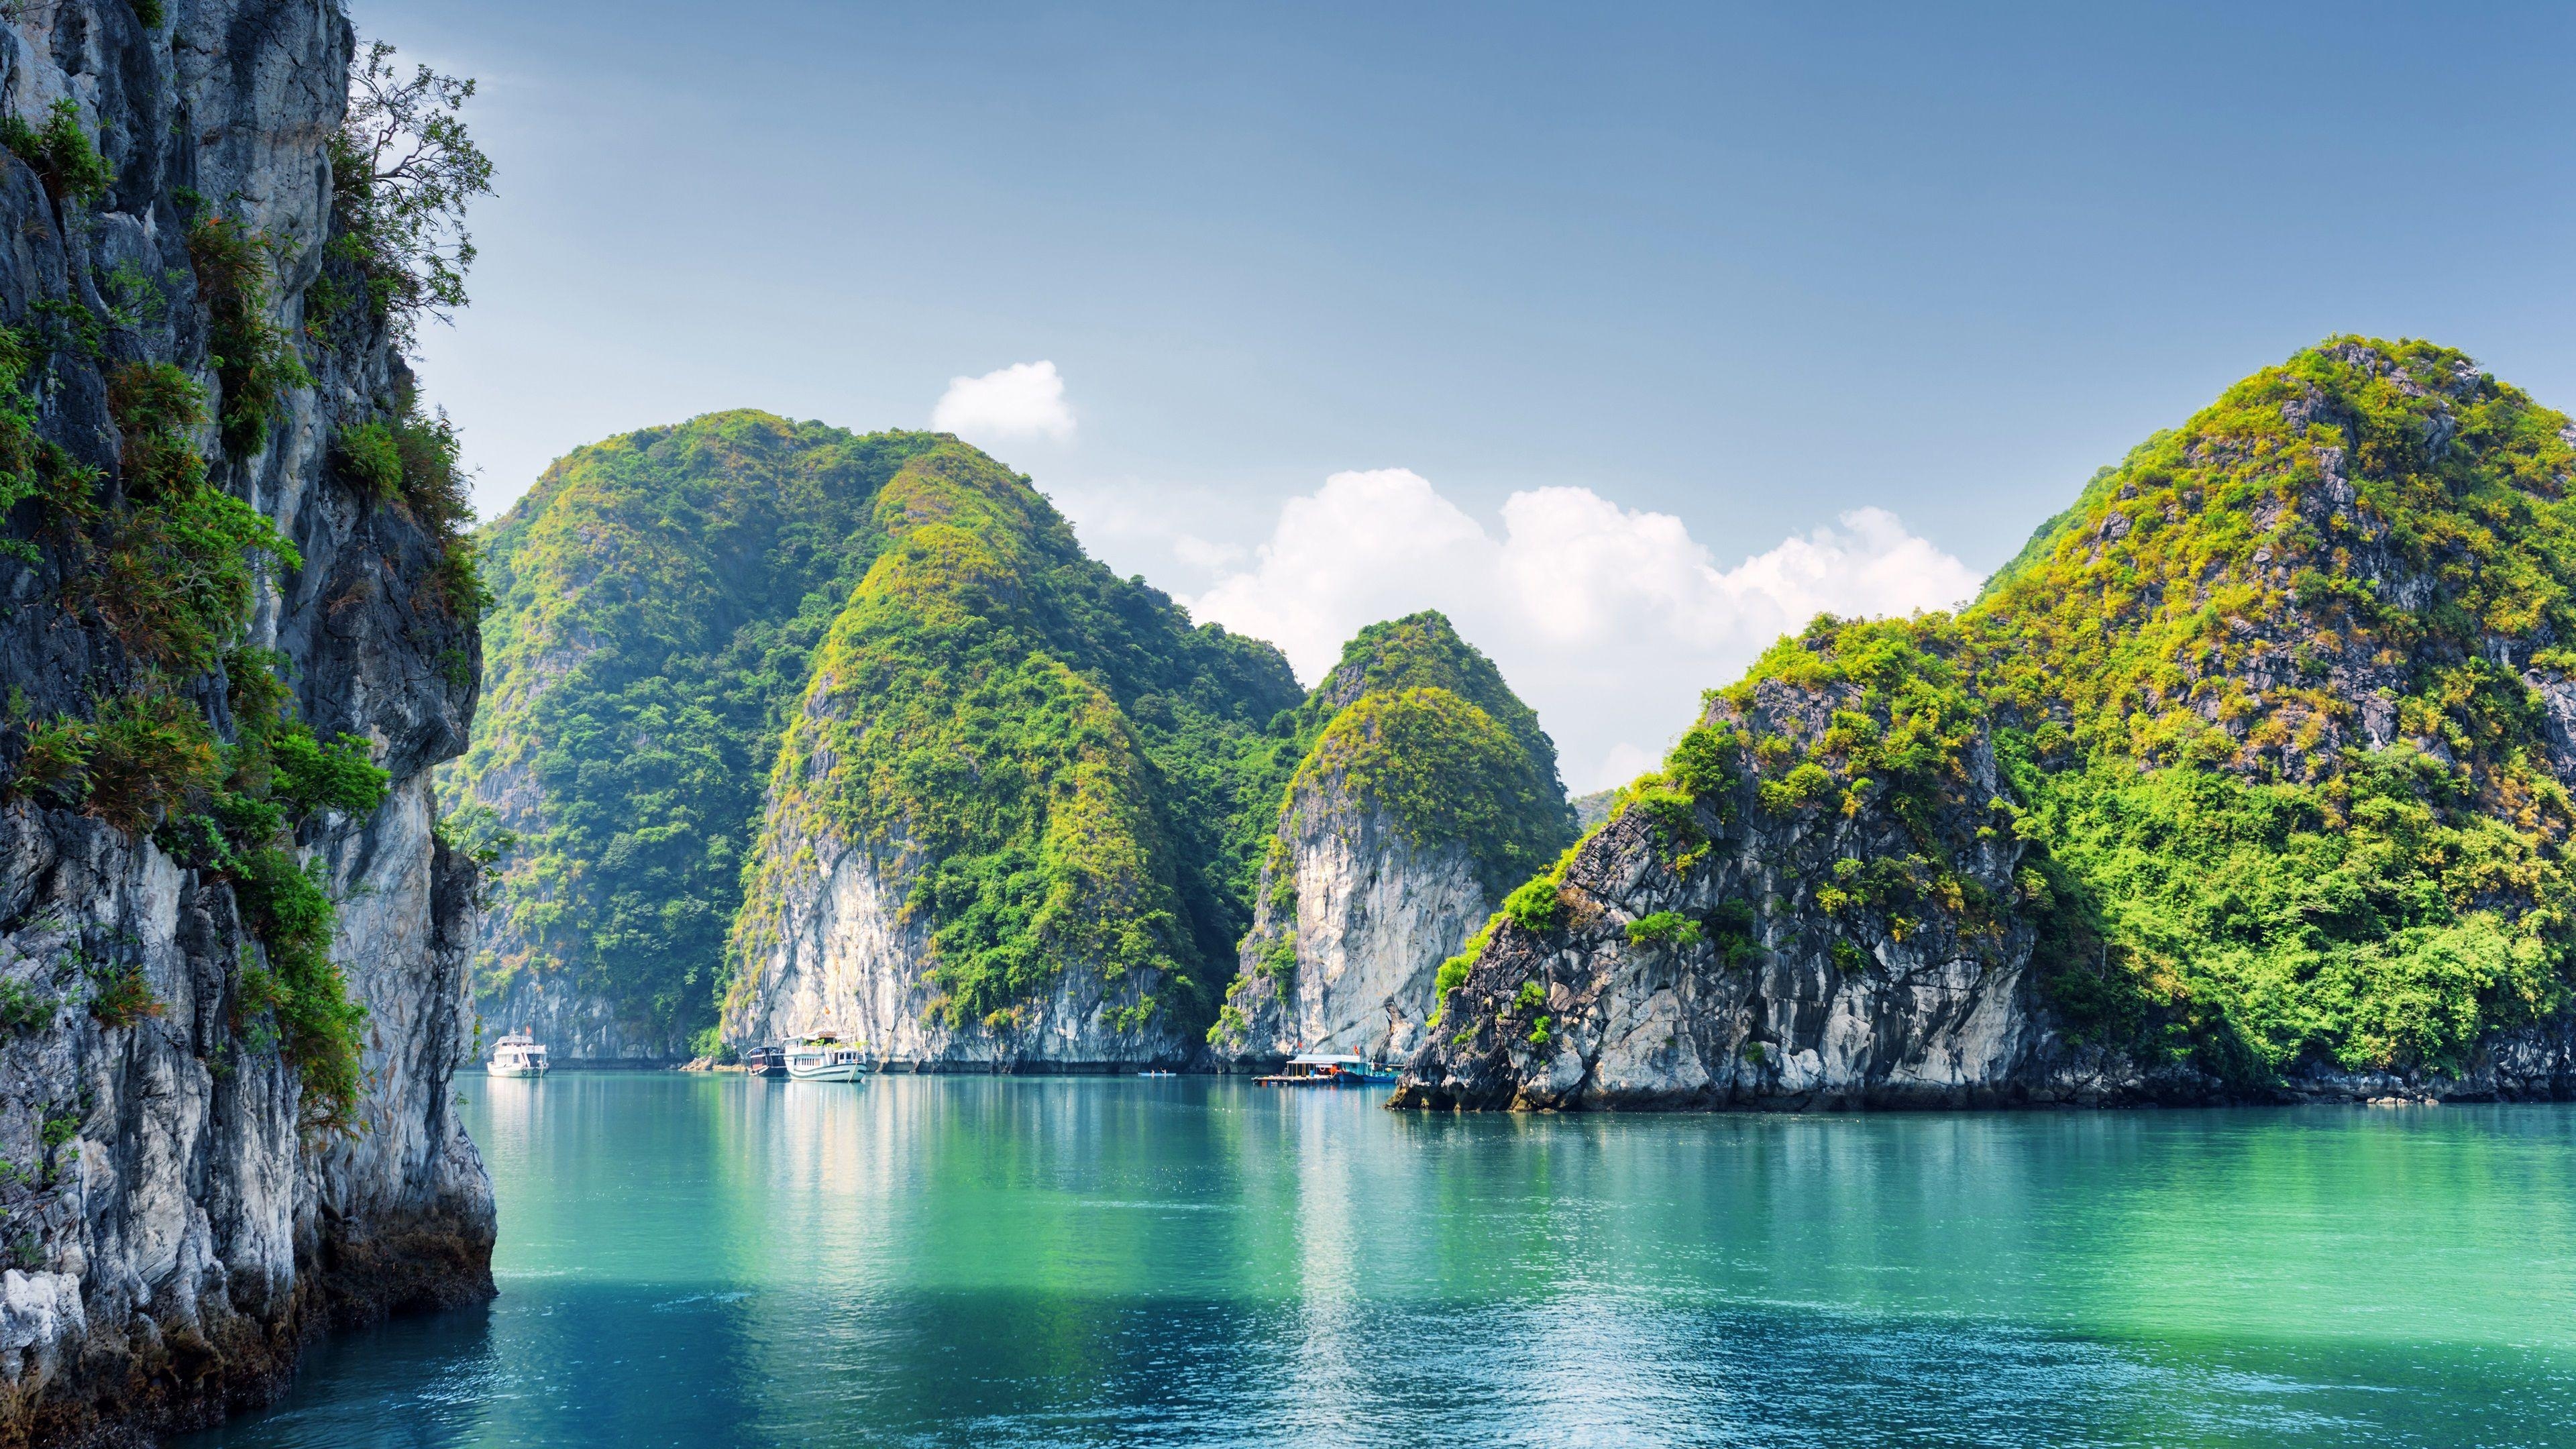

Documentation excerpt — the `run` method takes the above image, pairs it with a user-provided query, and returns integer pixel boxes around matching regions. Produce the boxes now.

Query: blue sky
[376,0,2576,788]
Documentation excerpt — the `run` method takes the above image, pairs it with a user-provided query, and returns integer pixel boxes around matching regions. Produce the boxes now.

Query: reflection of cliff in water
[180,1079,2576,1448]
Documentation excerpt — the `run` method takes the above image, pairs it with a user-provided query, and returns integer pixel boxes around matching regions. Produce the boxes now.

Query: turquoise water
[177,1075,2576,1448]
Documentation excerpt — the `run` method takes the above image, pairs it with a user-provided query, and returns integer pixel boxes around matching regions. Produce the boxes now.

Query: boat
[1136,1069,1178,1078]
[1255,1052,1371,1087]
[1348,1062,1400,1083]
[486,1032,550,1077]
[744,1044,788,1078]
[784,1037,871,1082]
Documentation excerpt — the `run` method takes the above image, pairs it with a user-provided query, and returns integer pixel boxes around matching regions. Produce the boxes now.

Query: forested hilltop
[1210,612,1574,1065]
[1399,337,2576,1110]
[439,414,954,1057]
[462,417,1529,1061]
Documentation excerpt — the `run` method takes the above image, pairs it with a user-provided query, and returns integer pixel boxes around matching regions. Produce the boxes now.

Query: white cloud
[931,360,1075,442]
[1178,470,1980,792]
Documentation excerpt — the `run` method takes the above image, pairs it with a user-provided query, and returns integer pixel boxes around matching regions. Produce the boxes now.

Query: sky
[371,0,2576,792]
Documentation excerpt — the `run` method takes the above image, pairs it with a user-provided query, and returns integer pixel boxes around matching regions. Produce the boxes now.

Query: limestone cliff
[1390,660,2072,1110]
[718,442,1299,1069]
[1402,339,2576,1110]
[442,416,953,1064]
[0,3,491,1441]
[1208,612,1573,1069]
[721,831,1195,1068]
[1210,778,1483,1066]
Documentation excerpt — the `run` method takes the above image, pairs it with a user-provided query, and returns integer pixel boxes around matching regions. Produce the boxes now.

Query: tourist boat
[744,1044,788,1078]
[486,1032,549,1078]
[784,1038,871,1082]
[1136,1069,1178,1078]
[1254,1052,1371,1087]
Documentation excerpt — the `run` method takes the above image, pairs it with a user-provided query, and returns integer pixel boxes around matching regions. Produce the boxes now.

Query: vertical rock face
[1403,339,2576,1112]
[1208,613,1573,1069]
[1212,776,1483,1065]
[720,442,1301,1070]
[724,833,1192,1068]
[443,415,949,1064]
[1392,671,2059,1111]
[0,3,492,1441]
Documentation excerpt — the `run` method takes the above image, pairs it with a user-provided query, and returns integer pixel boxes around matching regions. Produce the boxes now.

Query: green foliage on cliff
[1968,337,2576,1077]
[723,441,1296,1034]
[1,99,115,207]
[445,413,951,1043]
[1225,611,1574,1041]
[1268,612,1575,898]
[1295,684,1568,897]
[1580,337,2576,1084]
[463,419,1301,1046]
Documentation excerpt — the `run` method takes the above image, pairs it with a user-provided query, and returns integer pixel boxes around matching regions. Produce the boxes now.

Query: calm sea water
[173,1075,2576,1448]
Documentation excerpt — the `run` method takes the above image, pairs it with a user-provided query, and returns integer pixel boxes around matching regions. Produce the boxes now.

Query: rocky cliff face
[1210,774,1483,1066]
[1402,340,2576,1112]
[1393,667,2072,1110]
[718,441,1299,1069]
[1206,612,1573,1070]
[724,831,1190,1069]
[0,3,491,1441]
[1395,662,2576,1112]
[443,416,952,1064]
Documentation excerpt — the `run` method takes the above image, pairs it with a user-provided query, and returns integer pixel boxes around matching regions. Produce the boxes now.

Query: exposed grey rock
[0,3,492,1440]
[1395,684,2576,1114]
[1208,771,1485,1069]
[724,830,1189,1071]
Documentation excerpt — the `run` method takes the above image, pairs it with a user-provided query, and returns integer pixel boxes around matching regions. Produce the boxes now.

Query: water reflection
[177,1077,2576,1448]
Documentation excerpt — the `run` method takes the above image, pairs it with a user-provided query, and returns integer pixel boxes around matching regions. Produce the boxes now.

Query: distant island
[451,337,2576,1107]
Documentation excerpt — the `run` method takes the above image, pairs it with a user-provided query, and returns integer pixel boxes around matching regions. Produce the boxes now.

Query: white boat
[486,1032,549,1077]
[785,1038,871,1082]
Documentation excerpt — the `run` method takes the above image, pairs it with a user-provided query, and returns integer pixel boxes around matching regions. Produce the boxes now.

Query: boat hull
[487,1063,547,1078]
[787,1062,866,1082]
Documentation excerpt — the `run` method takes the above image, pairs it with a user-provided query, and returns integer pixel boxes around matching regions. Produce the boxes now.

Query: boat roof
[495,1032,541,1046]
[1287,1053,1366,1065]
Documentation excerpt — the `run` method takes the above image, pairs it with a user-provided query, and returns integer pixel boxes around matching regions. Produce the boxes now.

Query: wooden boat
[744,1044,788,1078]
[785,1038,871,1082]
[486,1032,549,1078]
[1255,1052,1370,1087]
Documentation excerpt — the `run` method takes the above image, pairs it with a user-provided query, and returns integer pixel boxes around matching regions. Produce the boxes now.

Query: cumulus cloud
[931,360,1075,442]
[1178,469,1980,792]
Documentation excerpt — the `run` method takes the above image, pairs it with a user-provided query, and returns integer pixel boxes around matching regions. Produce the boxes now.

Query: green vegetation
[1970,337,2576,1079]
[1267,612,1574,898]
[0,34,484,1138]
[725,438,1297,1036]
[0,99,115,207]
[1501,874,1565,932]
[185,216,313,458]
[0,978,48,1031]
[1293,684,1565,898]
[1625,910,1703,948]
[87,966,163,1029]
[1220,613,1573,1043]
[1495,337,2576,1087]
[319,42,494,343]
[449,417,964,1040]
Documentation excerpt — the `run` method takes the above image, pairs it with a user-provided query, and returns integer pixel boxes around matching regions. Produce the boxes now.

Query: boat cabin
[744,1044,788,1077]
[784,1037,871,1081]
[1256,1052,1368,1086]
[488,1032,549,1075]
